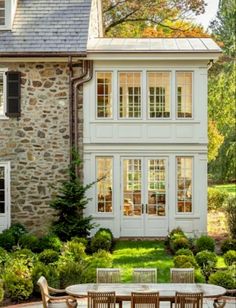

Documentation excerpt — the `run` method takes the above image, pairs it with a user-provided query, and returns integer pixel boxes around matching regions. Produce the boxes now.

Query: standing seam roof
[0,0,92,53]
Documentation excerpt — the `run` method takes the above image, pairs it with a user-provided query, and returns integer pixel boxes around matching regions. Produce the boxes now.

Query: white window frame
[95,156,114,215]
[175,71,194,120]
[147,71,171,120]
[0,0,11,30]
[0,68,8,119]
[95,71,113,120]
[176,156,193,215]
[118,70,142,120]
[0,161,11,229]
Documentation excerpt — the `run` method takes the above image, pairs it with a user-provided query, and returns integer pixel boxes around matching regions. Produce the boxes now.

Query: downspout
[68,59,93,167]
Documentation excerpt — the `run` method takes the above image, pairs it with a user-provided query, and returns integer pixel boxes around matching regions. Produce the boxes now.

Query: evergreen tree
[50,152,97,241]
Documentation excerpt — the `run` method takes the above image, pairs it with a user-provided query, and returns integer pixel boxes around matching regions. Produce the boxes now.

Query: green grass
[213,183,236,196]
[112,240,173,283]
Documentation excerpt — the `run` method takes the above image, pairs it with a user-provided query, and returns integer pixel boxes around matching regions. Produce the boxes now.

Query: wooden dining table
[66,283,226,307]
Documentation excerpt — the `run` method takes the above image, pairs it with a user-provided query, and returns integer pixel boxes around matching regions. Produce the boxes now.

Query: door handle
[142,204,144,214]
[145,204,148,214]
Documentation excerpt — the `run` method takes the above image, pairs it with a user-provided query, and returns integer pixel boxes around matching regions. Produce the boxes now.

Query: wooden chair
[87,291,116,308]
[170,268,195,283]
[132,268,157,283]
[213,289,236,308]
[131,292,160,308]
[37,276,77,308]
[96,268,121,283]
[175,292,203,308]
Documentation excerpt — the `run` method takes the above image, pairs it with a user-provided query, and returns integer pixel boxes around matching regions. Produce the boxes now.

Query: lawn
[112,240,174,283]
[213,183,236,195]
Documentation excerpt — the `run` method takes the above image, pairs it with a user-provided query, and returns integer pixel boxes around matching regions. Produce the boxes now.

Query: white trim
[0,161,11,231]
[0,68,8,119]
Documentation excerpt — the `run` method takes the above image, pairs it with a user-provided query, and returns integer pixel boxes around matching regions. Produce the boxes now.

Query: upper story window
[119,72,141,118]
[0,0,5,26]
[96,157,113,213]
[96,72,112,118]
[176,157,193,213]
[148,72,170,118]
[0,71,6,116]
[176,72,193,118]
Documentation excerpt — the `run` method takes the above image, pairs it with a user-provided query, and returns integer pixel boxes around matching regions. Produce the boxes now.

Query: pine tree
[50,152,96,241]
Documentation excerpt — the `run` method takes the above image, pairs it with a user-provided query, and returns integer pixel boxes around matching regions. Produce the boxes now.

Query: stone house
[0,0,221,237]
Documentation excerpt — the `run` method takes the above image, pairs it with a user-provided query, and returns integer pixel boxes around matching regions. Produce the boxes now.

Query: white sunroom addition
[83,38,221,238]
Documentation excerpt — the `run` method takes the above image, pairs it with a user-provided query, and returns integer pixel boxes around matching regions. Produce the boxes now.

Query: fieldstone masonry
[0,62,83,234]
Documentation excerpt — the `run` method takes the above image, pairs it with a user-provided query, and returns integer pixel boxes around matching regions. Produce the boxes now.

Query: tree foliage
[103,0,206,36]
[208,120,224,162]
[50,152,97,241]
[208,0,236,182]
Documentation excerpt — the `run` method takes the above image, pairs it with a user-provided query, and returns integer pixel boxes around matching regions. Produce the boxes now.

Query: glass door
[121,157,168,237]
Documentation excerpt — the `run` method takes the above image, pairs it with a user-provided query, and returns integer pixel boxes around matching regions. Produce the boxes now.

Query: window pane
[0,167,5,213]
[96,157,113,213]
[96,72,112,118]
[119,72,141,118]
[148,159,166,216]
[123,159,142,216]
[148,72,170,118]
[176,72,192,118]
[0,73,3,114]
[176,157,193,213]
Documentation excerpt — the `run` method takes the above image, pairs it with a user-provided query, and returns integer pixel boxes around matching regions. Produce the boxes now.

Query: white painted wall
[83,59,208,237]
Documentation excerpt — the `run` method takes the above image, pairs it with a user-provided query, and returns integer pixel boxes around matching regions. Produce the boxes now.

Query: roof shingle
[0,0,92,54]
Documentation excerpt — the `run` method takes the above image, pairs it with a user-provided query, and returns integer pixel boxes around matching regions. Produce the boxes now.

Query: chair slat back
[37,276,50,308]
[133,268,157,283]
[131,292,160,308]
[175,292,203,308]
[96,268,121,283]
[88,291,116,308]
[170,268,195,283]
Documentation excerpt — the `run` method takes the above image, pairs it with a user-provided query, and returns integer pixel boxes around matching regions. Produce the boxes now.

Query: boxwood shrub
[90,229,113,253]
[173,255,198,269]
[209,270,236,289]
[195,250,217,268]
[195,235,215,252]
[175,248,194,256]
[223,250,236,266]
[221,238,236,254]
[38,249,60,265]
[38,233,62,252]
[19,234,40,252]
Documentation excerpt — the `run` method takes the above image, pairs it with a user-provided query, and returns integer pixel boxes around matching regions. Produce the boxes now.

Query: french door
[0,163,10,232]
[121,157,168,237]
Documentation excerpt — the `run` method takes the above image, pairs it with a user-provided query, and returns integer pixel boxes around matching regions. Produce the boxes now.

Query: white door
[0,163,10,232]
[121,157,168,237]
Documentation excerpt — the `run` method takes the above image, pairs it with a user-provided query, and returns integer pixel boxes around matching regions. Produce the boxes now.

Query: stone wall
[0,62,82,234]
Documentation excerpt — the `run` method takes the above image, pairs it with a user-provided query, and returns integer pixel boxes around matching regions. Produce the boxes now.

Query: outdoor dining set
[37,268,227,308]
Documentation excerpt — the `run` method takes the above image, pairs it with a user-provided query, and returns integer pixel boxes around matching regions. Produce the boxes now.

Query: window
[148,159,166,216]
[0,71,6,116]
[176,72,192,118]
[148,72,170,118]
[0,0,5,26]
[119,72,141,118]
[177,157,193,213]
[123,159,142,216]
[96,72,112,118]
[96,157,113,213]
[0,163,9,214]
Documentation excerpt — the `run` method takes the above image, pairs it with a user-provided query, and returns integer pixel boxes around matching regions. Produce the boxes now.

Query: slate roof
[87,38,221,53]
[0,0,92,54]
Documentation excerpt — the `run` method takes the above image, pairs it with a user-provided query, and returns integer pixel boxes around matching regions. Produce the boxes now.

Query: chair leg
[213,298,226,308]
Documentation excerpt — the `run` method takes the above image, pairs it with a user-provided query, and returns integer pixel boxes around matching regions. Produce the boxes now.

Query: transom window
[96,157,113,213]
[0,0,5,26]
[148,72,170,118]
[96,72,112,118]
[176,72,193,118]
[177,157,193,213]
[119,72,141,118]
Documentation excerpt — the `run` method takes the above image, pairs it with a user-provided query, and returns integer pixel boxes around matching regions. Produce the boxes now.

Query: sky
[191,0,220,30]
